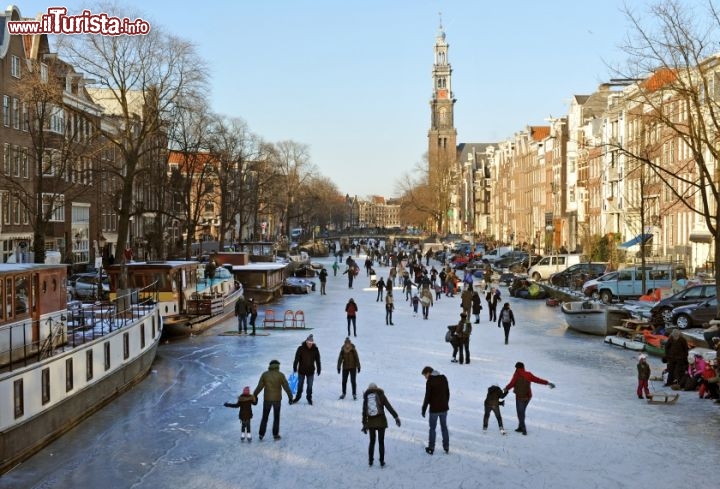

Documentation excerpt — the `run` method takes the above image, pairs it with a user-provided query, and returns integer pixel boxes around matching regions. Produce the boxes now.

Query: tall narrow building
[427,21,457,233]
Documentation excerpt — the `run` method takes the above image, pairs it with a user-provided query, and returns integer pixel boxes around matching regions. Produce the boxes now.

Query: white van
[481,246,512,263]
[528,254,582,281]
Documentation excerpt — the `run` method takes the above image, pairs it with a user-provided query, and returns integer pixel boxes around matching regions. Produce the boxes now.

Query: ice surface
[2,254,719,489]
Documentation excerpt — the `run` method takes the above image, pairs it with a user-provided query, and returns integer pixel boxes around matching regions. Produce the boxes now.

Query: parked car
[548,262,608,288]
[68,273,110,301]
[492,251,529,271]
[671,297,718,329]
[581,272,618,299]
[283,277,316,294]
[527,254,582,281]
[595,263,687,304]
[649,284,717,327]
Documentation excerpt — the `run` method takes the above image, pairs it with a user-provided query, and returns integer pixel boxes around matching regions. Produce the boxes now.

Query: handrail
[0,281,159,373]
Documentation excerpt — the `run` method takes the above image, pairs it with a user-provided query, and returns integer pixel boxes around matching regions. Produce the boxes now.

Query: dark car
[649,284,716,326]
[548,262,608,288]
[492,252,529,271]
[508,254,543,273]
[671,297,718,329]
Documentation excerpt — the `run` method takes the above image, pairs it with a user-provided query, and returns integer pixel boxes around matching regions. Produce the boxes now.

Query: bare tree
[395,154,449,231]
[166,98,214,259]
[610,0,720,303]
[1,51,103,264]
[207,115,263,247]
[269,140,318,238]
[57,2,206,278]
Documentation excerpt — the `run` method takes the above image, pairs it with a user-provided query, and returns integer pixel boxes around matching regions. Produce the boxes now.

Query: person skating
[454,312,472,364]
[460,285,472,317]
[420,287,433,319]
[471,290,482,324]
[224,386,258,441]
[234,295,249,334]
[318,267,328,295]
[332,260,339,276]
[253,360,294,441]
[292,335,321,405]
[362,382,401,467]
[385,290,395,325]
[482,385,507,435]
[421,366,450,454]
[376,277,386,302]
[337,337,361,400]
[636,353,651,399]
[486,286,499,322]
[345,298,358,337]
[248,298,257,335]
[503,361,555,435]
[498,302,516,345]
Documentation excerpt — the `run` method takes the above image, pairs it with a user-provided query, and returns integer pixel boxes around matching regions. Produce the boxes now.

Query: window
[10,55,20,78]
[21,148,28,178]
[2,194,9,225]
[13,146,20,177]
[3,144,9,175]
[66,358,74,392]
[41,367,50,405]
[40,63,48,82]
[140,324,146,348]
[123,332,130,359]
[104,341,110,371]
[12,98,19,129]
[2,96,8,126]
[13,197,19,224]
[42,193,65,222]
[13,379,23,418]
[22,102,28,131]
[86,349,93,381]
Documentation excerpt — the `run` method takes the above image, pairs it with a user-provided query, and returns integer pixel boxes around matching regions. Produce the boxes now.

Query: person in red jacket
[345,298,358,337]
[504,361,555,435]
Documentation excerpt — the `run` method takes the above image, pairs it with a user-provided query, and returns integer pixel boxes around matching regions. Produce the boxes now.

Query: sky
[2,251,719,488]
[16,0,638,198]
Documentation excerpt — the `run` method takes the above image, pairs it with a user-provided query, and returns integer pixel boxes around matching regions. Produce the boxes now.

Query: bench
[614,319,654,341]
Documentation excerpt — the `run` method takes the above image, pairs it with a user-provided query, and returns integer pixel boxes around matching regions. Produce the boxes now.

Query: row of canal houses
[452,72,716,273]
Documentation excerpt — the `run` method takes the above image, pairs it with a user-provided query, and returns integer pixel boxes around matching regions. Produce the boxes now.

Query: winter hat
[344,337,352,344]
[638,354,647,361]
[242,386,251,395]
[368,382,378,390]
[269,359,280,367]
[306,334,314,342]
[515,361,525,369]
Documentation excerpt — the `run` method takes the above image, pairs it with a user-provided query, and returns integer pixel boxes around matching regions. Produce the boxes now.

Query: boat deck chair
[262,309,283,328]
[283,309,295,328]
[293,310,306,328]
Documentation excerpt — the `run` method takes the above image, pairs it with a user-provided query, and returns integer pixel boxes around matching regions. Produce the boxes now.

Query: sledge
[647,393,679,405]
[604,335,645,351]
[545,298,560,307]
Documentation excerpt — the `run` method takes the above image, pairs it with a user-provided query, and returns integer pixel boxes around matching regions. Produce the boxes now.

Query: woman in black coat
[471,291,482,324]
[362,383,401,467]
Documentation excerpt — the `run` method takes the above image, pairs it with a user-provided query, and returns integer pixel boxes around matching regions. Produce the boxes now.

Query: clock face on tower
[437,88,448,99]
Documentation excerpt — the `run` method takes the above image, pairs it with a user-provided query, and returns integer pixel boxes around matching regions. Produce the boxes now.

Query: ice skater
[224,386,258,441]
[504,361,555,435]
[362,382,401,467]
[482,385,506,435]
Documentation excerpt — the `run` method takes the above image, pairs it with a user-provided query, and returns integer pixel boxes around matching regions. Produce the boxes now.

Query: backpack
[445,325,456,343]
[500,308,512,323]
[367,392,379,416]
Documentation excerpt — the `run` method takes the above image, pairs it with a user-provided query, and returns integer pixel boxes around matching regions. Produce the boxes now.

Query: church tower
[427,19,457,232]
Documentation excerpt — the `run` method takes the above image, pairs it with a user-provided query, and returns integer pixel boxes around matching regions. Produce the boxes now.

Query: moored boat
[562,301,633,336]
[107,261,242,338]
[0,264,161,474]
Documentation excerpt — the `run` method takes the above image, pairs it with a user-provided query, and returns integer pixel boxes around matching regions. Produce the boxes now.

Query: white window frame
[10,55,20,78]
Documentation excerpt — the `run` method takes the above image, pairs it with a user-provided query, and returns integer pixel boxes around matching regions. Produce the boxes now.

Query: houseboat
[0,264,161,474]
[211,251,287,304]
[107,261,243,337]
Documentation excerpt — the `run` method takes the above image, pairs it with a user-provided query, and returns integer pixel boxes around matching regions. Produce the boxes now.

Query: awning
[689,231,713,244]
[617,233,653,249]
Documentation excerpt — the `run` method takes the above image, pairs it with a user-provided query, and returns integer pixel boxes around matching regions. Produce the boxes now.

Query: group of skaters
[223,243,559,468]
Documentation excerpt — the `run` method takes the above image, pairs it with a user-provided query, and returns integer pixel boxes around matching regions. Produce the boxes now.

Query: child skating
[224,386,258,441]
[636,354,651,399]
[483,384,507,435]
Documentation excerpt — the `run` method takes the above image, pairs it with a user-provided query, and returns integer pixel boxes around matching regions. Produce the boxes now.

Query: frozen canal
[2,254,719,489]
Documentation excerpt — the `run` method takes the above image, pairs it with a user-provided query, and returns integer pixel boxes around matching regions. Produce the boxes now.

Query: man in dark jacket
[337,337,361,400]
[293,334,321,405]
[318,268,328,295]
[253,359,294,441]
[664,329,690,386]
[234,295,249,334]
[421,366,450,454]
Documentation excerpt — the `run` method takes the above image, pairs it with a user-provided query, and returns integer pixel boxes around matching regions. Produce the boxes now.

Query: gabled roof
[529,126,550,141]
[456,142,496,163]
